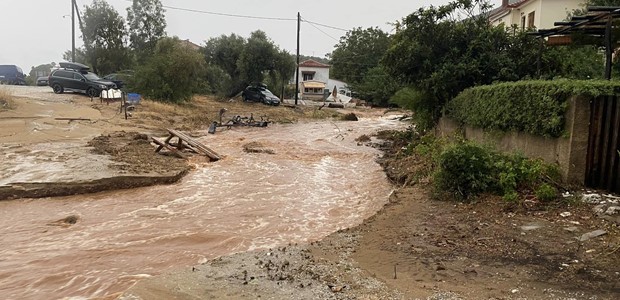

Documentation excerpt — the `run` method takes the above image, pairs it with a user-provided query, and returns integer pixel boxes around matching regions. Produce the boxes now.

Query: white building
[489,0,584,30]
[294,59,350,101]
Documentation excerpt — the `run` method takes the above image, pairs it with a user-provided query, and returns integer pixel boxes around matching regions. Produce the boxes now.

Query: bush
[447,79,620,137]
[434,143,494,200]
[390,87,437,132]
[433,142,559,201]
[535,183,558,202]
[133,37,205,103]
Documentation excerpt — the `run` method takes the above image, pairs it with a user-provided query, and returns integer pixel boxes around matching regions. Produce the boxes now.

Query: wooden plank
[152,137,186,159]
[156,134,174,152]
[167,129,221,161]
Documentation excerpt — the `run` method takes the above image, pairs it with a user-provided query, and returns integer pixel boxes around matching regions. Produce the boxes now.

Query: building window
[303,73,314,81]
[527,11,535,29]
[521,15,526,30]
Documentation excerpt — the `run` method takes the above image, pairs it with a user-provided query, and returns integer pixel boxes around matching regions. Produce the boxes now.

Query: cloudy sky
[0,0,502,73]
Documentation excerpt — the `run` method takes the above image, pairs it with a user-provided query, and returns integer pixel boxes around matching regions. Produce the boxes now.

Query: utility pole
[71,0,75,62]
[295,12,300,106]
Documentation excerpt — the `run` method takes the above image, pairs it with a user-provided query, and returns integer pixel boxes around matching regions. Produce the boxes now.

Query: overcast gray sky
[0,0,501,74]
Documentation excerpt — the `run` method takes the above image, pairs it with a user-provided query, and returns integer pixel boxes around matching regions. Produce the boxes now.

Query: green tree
[132,37,205,102]
[203,33,246,95]
[81,0,131,75]
[350,66,401,106]
[382,0,555,124]
[127,0,167,58]
[62,48,88,65]
[329,27,391,84]
[202,31,294,97]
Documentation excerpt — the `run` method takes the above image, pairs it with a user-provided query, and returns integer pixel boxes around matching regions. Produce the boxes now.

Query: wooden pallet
[152,129,221,161]
[151,137,186,159]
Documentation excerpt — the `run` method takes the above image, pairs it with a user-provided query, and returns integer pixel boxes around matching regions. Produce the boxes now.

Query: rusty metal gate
[586,95,620,193]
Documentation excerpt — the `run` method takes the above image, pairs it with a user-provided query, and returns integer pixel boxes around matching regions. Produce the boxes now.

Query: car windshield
[84,72,101,80]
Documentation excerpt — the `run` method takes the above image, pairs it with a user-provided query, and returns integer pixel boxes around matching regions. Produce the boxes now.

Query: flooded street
[0,116,406,299]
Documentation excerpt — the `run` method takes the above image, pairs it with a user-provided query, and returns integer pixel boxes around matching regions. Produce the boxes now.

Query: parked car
[102,71,133,89]
[241,84,280,106]
[48,62,116,97]
[0,65,26,85]
[36,76,49,86]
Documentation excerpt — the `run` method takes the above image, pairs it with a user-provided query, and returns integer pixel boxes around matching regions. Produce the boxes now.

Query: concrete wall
[436,96,591,184]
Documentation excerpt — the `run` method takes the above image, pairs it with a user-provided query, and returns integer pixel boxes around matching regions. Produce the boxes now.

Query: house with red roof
[294,59,350,101]
[489,0,584,30]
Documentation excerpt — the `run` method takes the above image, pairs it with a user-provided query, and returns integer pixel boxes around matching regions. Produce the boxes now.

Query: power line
[302,19,349,32]
[301,17,340,42]
[122,0,296,21]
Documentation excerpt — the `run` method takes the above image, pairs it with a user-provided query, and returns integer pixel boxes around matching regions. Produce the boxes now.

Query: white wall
[297,67,329,83]
[539,0,583,29]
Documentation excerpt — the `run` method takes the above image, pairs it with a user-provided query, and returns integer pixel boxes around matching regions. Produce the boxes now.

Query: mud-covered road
[0,86,408,299]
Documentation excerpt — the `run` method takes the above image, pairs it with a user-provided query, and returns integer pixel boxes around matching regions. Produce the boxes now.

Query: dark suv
[241,84,280,106]
[48,62,116,97]
[0,65,26,85]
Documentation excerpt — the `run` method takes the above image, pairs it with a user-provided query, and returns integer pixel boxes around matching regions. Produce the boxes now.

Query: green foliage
[433,142,559,201]
[132,37,205,103]
[203,31,294,97]
[382,0,604,128]
[434,143,494,200]
[349,66,402,106]
[447,79,620,137]
[389,87,436,132]
[330,27,391,85]
[535,183,558,202]
[127,0,167,58]
[62,48,88,65]
[81,0,131,75]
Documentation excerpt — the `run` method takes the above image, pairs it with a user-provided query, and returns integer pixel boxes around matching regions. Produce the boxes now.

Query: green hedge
[446,80,620,137]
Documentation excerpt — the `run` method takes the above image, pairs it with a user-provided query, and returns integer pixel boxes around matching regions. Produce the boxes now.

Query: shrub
[535,183,558,202]
[446,79,620,137]
[433,142,559,201]
[133,37,205,103]
[434,143,494,200]
[390,87,437,133]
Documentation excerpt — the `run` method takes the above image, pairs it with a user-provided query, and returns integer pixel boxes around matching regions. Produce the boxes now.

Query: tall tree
[329,27,391,84]
[81,0,130,75]
[127,0,167,58]
[202,31,293,97]
[133,37,205,102]
[203,34,245,94]
[237,31,278,85]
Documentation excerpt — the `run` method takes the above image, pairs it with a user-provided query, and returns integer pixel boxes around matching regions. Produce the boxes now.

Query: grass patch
[0,88,16,110]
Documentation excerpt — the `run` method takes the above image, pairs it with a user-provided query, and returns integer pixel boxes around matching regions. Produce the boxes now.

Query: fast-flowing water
[0,115,405,299]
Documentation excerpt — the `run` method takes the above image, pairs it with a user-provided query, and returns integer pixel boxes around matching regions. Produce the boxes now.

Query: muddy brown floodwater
[0,116,407,299]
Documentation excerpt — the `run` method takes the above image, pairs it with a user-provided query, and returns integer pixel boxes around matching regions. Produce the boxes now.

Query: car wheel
[86,87,98,98]
[52,84,64,94]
